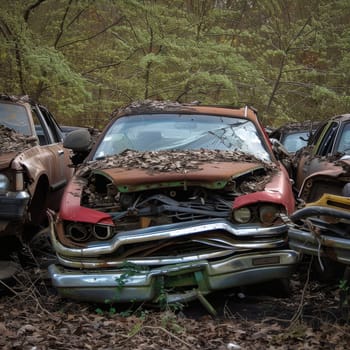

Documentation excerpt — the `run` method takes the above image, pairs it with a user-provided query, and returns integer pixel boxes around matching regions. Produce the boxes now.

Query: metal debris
[239,174,272,192]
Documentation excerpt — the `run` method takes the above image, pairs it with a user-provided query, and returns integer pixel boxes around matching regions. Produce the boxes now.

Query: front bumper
[49,249,299,303]
[0,191,30,220]
[289,203,350,264]
[48,216,300,303]
[289,227,350,264]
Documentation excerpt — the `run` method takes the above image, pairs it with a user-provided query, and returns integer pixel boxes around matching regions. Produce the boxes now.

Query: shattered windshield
[0,103,31,135]
[93,114,271,161]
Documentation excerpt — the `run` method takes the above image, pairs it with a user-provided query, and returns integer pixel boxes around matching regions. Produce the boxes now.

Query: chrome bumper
[289,204,350,265]
[49,249,299,303]
[289,227,350,264]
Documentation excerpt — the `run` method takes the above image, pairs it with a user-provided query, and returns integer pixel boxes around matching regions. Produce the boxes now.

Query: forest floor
[0,249,350,349]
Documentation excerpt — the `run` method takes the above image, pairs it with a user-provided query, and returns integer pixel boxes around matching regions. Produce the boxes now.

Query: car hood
[0,124,38,169]
[0,152,17,170]
[77,149,277,191]
[59,149,296,224]
[93,161,265,188]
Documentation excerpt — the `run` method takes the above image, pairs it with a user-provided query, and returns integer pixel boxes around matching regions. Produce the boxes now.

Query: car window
[282,132,309,153]
[39,107,63,143]
[308,122,326,146]
[31,106,63,145]
[93,114,271,162]
[0,102,32,135]
[31,108,50,145]
[317,121,338,156]
[335,122,350,154]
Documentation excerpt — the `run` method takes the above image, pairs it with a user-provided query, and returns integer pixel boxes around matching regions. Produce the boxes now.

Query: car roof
[0,93,36,106]
[111,101,259,123]
[328,113,350,122]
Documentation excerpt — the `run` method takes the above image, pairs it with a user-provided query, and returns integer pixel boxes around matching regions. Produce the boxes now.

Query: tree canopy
[1,0,349,128]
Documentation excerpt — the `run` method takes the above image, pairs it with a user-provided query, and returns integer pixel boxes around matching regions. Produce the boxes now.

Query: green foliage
[0,0,350,126]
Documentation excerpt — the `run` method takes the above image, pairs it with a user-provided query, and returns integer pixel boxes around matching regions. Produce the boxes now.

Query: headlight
[93,224,114,240]
[233,207,251,223]
[0,174,10,193]
[259,205,279,224]
[65,222,115,242]
[66,223,91,242]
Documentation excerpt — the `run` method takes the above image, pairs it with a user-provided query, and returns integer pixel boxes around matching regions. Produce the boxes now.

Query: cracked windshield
[94,114,271,161]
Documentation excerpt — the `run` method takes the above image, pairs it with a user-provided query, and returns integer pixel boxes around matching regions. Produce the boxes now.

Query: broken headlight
[232,204,282,224]
[259,205,280,224]
[65,222,115,242]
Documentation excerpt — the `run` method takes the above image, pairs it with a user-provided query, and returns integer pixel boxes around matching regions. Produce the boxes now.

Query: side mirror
[64,129,92,166]
[63,128,92,153]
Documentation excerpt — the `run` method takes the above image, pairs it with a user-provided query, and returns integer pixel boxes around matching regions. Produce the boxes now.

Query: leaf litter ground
[0,247,350,349]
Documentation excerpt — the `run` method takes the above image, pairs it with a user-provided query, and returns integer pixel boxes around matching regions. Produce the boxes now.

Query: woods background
[1,0,349,129]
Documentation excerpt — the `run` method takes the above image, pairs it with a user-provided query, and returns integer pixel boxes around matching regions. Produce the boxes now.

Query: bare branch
[0,17,12,39]
[54,0,73,49]
[23,0,47,22]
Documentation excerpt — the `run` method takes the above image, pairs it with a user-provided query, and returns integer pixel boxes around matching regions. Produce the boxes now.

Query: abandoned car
[48,101,299,305]
[0,94,73,253]
[289,114,350,281]
[293,114,350,201]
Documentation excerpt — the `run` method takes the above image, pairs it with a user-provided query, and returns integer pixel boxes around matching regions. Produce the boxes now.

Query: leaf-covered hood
[0,124,38,169]
[77,149,276,190]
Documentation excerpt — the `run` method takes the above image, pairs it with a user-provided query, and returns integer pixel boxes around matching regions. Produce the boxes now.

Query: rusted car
[0,94,73,252]
[289,114,350,281]
[293,114,350,202]
[48,101,298,306]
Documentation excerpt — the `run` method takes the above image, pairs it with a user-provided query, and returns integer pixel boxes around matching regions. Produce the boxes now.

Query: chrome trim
[289,227,350,264]
[55,236,286,269]
[49,217,288,258]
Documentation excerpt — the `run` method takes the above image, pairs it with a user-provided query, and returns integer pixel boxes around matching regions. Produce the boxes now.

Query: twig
[287,258,312,329]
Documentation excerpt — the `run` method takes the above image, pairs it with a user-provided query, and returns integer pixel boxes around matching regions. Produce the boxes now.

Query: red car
[48,101,298,306]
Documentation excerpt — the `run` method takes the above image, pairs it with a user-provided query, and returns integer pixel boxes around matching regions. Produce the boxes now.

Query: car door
[31,105,73,209]
[294,121,339,190]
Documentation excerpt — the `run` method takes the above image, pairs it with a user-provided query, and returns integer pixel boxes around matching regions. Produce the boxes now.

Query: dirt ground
[1,250,350,350]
